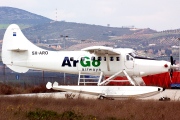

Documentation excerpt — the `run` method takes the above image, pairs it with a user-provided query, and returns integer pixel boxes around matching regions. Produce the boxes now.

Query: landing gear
[98,95,105,100]
[159,97,170,101]
[98,95,114,100]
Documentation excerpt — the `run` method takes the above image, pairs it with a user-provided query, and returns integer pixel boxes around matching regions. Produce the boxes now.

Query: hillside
[111,29,180,49]
[0,7,156,42]
[0,7,52,29]
[0,7,158,42]
[22,21,135,41]
[0,7,180,59]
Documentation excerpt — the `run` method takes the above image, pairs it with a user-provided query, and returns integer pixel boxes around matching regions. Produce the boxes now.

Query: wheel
[98,95,105,100]
[159,97,170,101]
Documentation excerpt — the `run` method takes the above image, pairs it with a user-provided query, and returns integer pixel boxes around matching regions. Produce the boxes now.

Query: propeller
[170,56,173,65]
[170,56,173,78]
[169,56,176,78]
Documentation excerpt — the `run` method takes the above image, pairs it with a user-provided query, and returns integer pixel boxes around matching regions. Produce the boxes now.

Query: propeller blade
[170,56,173,65]
[170,69,173,78]
[169,56,175,79]
[173,60,176,65]
[168,69,172,82]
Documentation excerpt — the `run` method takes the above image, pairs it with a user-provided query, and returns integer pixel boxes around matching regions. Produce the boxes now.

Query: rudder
[1,24,34,73]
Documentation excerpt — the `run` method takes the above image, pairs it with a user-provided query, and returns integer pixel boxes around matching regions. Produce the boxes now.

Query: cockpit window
[129,52,137,58]
[126,55,133,61]
[126,55,130,60]
[129,52,156,60]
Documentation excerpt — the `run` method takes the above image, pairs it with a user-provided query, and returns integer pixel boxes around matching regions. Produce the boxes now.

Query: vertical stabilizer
[1,24,37,73]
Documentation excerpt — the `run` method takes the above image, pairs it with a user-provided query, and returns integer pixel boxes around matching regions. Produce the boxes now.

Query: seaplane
[1,24,177,99]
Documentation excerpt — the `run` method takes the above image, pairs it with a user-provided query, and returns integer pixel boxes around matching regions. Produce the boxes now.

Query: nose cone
[150,60,171,75]
[162,61,171,70]
[137,60,171,76]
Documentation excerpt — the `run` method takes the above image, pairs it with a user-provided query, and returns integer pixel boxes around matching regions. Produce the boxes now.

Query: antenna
[55,8,57,21]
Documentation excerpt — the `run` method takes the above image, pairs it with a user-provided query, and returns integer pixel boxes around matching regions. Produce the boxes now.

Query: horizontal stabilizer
[8,48,28,52]
[46,82,58,90]
[46,82,52,89]
[53,81,59,87]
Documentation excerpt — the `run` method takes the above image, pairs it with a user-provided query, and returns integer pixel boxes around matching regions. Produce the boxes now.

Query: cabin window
[110,57,114,61]
[81,57,85,61]
[104,57,106,61]
[98,57,101,61]
[70,57,74,61]
[116,57,120,61]
[91,56,95,61]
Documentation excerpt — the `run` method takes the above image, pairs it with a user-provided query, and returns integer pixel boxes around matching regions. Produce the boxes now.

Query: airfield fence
[0,65,78,86]
[0,74,78,87]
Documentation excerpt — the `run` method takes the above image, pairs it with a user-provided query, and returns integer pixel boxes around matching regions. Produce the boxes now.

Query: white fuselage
[12,49,170,77]
[2,24,171,78]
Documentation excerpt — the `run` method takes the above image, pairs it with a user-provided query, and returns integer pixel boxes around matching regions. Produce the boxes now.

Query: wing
[81,46,120,71]
[81,46,120,55]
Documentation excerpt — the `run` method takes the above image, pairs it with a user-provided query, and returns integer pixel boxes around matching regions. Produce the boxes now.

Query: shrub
[26,108,59,120]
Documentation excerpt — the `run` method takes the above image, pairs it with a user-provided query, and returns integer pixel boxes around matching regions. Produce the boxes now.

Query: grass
[0,83,55,95]
[0,97,180,120]
[1,83,180,120]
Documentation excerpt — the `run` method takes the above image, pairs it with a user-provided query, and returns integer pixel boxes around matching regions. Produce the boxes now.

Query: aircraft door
[124,54,134,69]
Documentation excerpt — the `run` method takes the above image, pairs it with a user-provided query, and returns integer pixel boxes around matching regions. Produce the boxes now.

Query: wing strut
[98,69,138,86]
[122,70,136,86]
[98,70,123,86]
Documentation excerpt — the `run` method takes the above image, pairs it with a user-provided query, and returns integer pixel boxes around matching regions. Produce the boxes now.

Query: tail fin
[2,24,39,73]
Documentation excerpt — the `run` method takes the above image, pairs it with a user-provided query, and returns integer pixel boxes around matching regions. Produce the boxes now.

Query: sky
[1,0,180,31]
